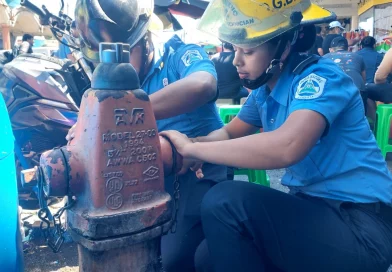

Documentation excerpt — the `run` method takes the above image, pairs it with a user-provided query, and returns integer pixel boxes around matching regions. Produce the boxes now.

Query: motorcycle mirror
[60,0,65,14]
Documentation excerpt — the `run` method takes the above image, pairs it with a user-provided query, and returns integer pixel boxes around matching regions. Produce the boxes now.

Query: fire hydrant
[21,43,182,271]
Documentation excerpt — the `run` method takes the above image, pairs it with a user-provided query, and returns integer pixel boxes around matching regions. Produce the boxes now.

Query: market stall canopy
[155,0,210,18]
[154,0,211,30]
[166,0,210,18]
[1,0,52,36]
[11,9,53,36]
[154,0,221,46]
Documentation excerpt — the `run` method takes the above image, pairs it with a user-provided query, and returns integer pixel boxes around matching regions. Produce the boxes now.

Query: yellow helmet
[197,0,336,49]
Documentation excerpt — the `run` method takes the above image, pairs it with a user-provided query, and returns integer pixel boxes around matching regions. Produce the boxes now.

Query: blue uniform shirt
[142,35,223,138]
[356,47,384,84]
[56,37,71,59]
[238,53,392,205]
[323,50,366,92]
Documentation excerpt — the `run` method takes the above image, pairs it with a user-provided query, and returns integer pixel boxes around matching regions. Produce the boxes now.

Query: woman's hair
[222,42,234,51]
[266,30,294,51]
[316,26,322,35]
[361,36,376,48]
[292,25,316,53]
[22,34,33,41]
[266,24,316,53]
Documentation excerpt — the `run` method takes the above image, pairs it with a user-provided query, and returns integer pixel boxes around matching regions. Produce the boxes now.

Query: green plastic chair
[219,105,242,124]
[375,104,392,158]
[234,168,270,187]
[218,105,270,187]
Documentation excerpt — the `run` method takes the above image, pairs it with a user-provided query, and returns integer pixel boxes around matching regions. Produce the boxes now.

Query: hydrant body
[33,43,176,271]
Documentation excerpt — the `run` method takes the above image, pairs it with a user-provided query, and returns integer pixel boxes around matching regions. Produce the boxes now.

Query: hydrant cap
[91,42,140,90]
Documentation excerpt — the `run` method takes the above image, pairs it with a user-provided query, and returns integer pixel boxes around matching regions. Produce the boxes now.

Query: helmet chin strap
[241,34,292,90]
[241,58,281,90]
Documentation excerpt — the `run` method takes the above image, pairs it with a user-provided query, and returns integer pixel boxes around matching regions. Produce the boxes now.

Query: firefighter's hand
[160,130,193,155]
[180,159,204,179]
[66,123,77,144]
[160,131,204,179]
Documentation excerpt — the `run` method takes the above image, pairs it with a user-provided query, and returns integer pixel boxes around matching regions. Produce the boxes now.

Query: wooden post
[1,24,11,50]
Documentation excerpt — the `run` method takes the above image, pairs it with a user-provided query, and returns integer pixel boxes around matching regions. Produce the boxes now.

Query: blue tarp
[5,0,21,9]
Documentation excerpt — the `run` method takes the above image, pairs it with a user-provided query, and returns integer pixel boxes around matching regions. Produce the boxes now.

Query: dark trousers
[161,164,227,272]
[365,83,392,103]
[200,181,392,272]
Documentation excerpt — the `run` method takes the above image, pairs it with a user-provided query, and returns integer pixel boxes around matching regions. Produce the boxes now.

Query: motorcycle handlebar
[20,0,47,22]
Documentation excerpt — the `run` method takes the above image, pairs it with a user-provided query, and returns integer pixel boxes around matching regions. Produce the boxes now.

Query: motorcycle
[0,0,92,208]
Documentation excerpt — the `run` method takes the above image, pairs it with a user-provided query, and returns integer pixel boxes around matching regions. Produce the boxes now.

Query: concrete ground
[23,164,392,271]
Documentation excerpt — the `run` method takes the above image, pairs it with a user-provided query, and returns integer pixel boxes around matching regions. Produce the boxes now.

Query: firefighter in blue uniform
[161,0,392,271]
[141,33,227,272]
[73,1,227,271]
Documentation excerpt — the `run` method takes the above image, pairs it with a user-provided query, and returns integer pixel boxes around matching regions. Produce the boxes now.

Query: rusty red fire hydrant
[21,43,182,271]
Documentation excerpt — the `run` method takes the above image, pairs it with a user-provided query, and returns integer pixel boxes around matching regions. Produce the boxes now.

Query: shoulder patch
[295,73,327,100]
[163,77,169,87]
[181,50,203,67]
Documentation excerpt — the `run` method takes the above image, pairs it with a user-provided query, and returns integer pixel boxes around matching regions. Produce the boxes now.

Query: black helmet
[75,0,154,62]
